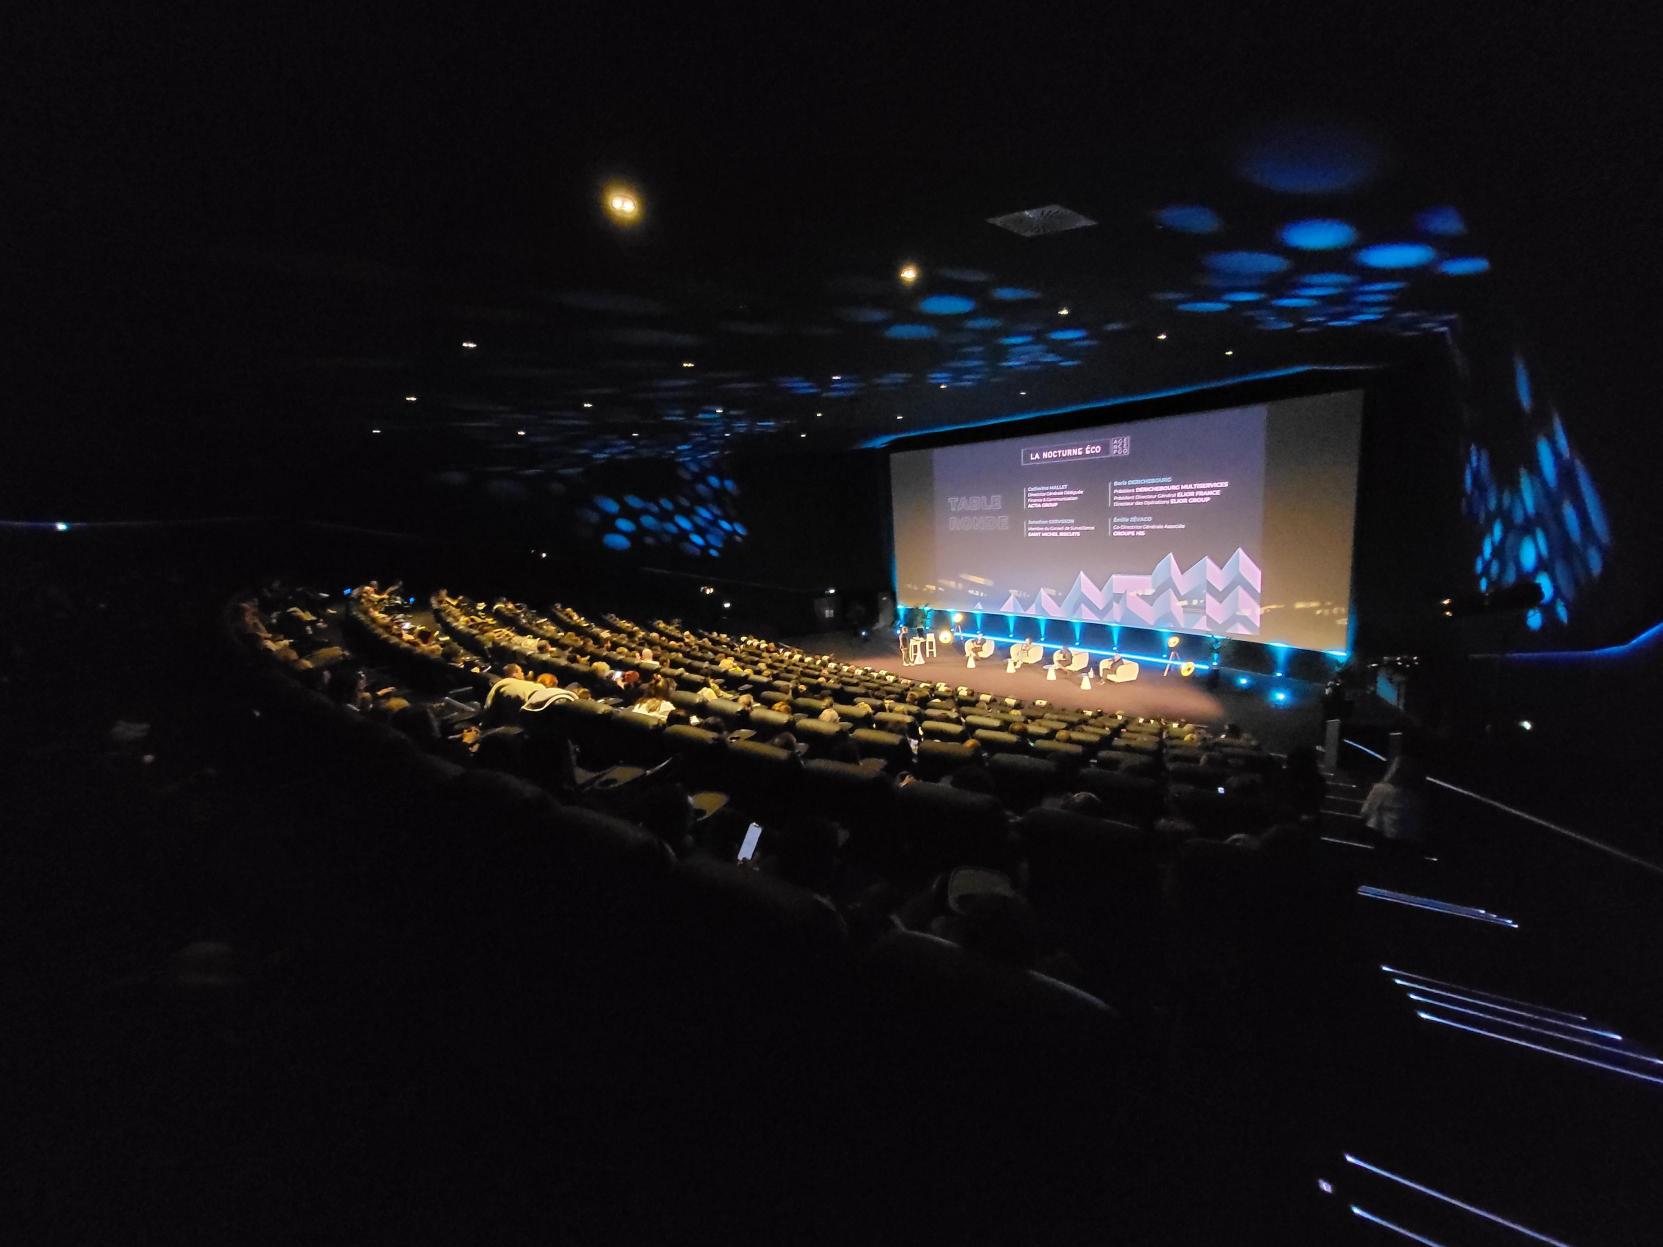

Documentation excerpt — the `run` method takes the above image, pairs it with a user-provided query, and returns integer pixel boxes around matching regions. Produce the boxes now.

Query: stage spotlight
[938,628,954,643]
[1236,675,1251,687]
[899,263,919,285]
[1166,635,1181,649]
[1179,661,1196,677]
[1271,690,1289,704]
[950,612,963,623]
[605,186,641,222]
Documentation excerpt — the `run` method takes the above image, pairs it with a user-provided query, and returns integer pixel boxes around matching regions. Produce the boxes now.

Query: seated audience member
[631,690,674,722]
[536,672,559,687]
[329,667,373,711]
[1219,722,1258,748]
[735,693,755,711]
[696,683,722,703]
[484,674,574,724]
[1060,790,1107,819]
[817,706,841,724]
[474,726,527,774]
[770,699,793,715]
[1361,756,1428,849]
[388,702,442,750]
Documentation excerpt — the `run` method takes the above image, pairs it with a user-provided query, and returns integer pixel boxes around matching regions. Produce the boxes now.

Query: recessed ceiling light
[631,432,640,438]
[604,185,641,222]
[1156,333,1168,341]
[939,383,947,389]
[516,429,526,436]
[461,341,477,349]
[582,402,593,408]
[714,407,723,413]
[899,263,919,285]
[1225,349,1234,356]
[404,394,418,402]
[681,360,695,368]
[831,374,842,380]
[799,433,807,438]
[371,427,382,434]
[896,414,904,420]
[1019,391,1027,396]
[1058,307,1070,316]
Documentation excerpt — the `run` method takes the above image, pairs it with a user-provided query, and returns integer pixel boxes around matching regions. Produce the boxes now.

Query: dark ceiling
[10,7,1663,503]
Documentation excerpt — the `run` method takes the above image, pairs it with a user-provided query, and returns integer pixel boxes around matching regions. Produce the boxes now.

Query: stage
[784,631,1325,755]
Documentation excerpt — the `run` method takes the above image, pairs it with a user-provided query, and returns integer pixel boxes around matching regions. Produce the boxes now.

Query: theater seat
[715,739,799,817]
[1030,738,1086,772]
[988,753,1058,811]
[801,757,892,827]
[915,739,975,782]
[921,720,967,742]
[850,727,908,770]
[972,728,1025,755]
[889,782,1011,876]
[1072,767,1163,825]
[793,716,852,758]
[743,706,793,735]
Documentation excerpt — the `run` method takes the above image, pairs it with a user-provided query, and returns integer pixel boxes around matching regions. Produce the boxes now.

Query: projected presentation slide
[889,392,1364,653]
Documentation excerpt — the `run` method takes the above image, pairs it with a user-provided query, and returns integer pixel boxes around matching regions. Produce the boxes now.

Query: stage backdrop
[889,391,1364,654]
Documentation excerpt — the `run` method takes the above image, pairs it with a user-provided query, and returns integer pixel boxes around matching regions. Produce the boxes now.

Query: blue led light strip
[1416,1011,1663,1087]
[1344,1155,1577,1247]
[1405,995,1651,1060]
[1380,966,1591,1021]
[1358,886,1518,928]
[1348,1204,1447,1247]
[1390,981,1614,1037]
[1343,738,1387,761]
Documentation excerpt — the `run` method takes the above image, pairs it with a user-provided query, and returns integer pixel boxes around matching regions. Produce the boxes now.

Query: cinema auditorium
[12,13,1663,1245]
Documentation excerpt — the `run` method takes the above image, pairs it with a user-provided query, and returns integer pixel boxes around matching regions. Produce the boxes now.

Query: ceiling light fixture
[461,341,477,350]
[899,263,919,285]
[404,394,418,402]
[371,428,381,434]
[516,429,526,436]
[681,360,695,368]
[604,185,641,222]
[1225,349,1234,356]
[1156,333,1168,341]
[1058,307,1070,316]
[582,402,593,408]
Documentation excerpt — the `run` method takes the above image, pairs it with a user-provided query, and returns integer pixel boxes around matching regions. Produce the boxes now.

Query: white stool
[1045,664,1057,681]
[924,634,938,659]
[908,637,924,665]
[1080,674,1092,691]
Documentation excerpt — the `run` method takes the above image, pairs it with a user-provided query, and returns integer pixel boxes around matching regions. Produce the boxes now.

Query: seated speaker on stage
[964,635,995,668]
[1006,638,1043,673]
[1099,653,1140,684]
[1049,647,1091,686]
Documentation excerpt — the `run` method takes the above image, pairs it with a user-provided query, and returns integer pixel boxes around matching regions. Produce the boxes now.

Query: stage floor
[784,631,1323,754]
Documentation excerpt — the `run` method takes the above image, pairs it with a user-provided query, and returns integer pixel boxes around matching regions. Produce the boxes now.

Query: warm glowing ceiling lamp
[605,185,641,222]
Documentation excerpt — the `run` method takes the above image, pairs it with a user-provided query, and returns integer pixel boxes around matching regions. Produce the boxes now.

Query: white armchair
[1099,655,1140,684]
[964,637,995,668]
[1005,639,1043,673]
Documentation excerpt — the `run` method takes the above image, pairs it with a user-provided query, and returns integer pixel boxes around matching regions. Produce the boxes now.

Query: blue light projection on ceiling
[1204,250,1294,276]
[1153,204,1224,233]
[1414,205,1468,236]
[1279,218,1360,250]
[917,294,977,315]
[1438,257,1491,276]
[884,323,938,340]
[1177,301,1231,313]
[1355,242,1438,268]
[990,286,1042,301]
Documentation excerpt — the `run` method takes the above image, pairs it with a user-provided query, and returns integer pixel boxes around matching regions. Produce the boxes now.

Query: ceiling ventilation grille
[987,204,1097,237]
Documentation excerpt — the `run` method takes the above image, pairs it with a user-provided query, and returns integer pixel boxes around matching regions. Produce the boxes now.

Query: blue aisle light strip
[1344,1155,1577,1247]
[1405,995,1654,1060]
[1358,885,1518,927]
[1349,1204,1448,1247]
[1380,966,1592,1021]
[1343,738,1388,761]
[1415,1011,1663,1087]
[1391,982,1619,1038]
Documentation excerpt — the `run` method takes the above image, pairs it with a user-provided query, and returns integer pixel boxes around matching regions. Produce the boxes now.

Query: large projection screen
[889,392,1365,653]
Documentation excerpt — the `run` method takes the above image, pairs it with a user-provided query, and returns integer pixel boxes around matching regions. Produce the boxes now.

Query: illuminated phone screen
[737,822,764,862]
